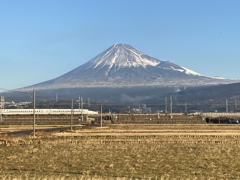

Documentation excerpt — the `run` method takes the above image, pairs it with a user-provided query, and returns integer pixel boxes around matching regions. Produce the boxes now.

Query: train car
[206,117,239,124]
[0,109,98,115]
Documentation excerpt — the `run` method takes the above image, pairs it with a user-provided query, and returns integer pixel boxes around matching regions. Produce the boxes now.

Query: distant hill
[2,82,240,113]
[142,82,240,112]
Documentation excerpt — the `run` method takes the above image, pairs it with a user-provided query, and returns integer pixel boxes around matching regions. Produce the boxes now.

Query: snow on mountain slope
[90,44,160,69]
[180,66,202,76]
[21,44,239,90]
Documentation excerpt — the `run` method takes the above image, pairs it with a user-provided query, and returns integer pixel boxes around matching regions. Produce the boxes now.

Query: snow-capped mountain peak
[89,44,161,70]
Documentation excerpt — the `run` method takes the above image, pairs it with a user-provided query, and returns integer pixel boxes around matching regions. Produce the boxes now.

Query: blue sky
[1,0,240,90]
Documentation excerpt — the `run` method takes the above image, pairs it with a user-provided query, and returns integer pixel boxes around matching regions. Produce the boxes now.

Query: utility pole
[165,97,168,114]
[56,94,58,103]
[88,98,90,107]
[185,102,187,114]
[78,96,81,111]
[0,96,4,122]
[71,99,73,131]
[100,105,103,127]
[33,89,36,137]
[226,98,229,113]
[81,97,83,122]
[78,96,83,122]
[234,97,238,111]
[170,96,173,119]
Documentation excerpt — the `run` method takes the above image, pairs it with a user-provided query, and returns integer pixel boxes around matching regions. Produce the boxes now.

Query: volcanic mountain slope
[23,44,237,90]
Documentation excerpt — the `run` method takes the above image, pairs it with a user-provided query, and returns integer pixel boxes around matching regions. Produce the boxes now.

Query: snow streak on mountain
[23,44,237,90]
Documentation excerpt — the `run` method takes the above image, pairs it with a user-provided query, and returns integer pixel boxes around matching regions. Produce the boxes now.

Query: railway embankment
[0,113,206,125]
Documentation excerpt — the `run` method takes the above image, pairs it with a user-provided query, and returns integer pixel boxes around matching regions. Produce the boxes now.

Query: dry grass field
[1,124,240,179]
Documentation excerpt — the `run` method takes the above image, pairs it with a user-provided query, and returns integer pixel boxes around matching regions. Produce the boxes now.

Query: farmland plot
[0,124,240,179]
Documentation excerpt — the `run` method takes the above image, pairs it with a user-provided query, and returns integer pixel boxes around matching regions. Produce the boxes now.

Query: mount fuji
[23,44,237,90]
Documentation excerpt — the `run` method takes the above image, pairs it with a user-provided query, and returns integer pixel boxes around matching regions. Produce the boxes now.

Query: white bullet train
[0,109,98,115]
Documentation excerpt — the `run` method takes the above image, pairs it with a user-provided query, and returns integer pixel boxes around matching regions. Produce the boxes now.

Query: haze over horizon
[1,0,240,90]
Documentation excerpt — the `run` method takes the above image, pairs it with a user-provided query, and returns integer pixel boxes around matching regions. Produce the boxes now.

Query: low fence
[202,112,240,118]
